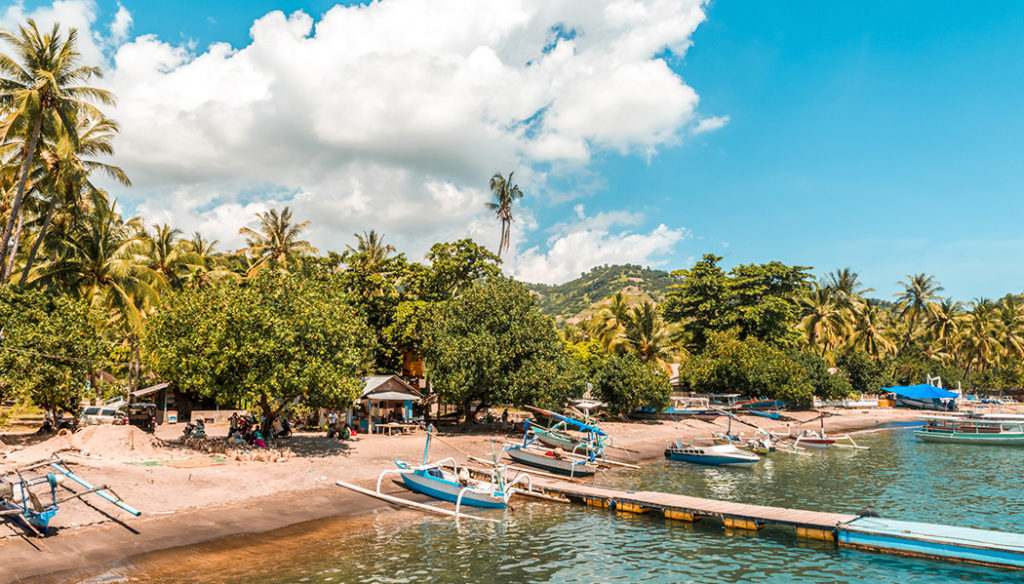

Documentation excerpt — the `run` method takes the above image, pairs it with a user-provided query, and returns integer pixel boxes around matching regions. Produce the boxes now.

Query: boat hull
[664,452,758,466]
[399,471,507,508]
[914,430,1024,446]
[505,448,597,477]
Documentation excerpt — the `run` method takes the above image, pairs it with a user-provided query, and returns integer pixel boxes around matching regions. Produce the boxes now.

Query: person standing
[327,411,338,438]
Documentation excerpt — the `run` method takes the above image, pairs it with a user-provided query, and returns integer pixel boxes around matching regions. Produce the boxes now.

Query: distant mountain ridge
[523,264,674,320]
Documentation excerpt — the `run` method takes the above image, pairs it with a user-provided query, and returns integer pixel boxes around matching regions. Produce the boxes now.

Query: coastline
[1,408,918,584]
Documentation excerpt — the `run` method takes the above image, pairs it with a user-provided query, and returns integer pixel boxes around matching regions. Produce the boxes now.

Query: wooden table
[377,422,420,436]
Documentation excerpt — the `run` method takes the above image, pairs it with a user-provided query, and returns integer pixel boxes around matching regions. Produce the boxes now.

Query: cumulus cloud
[5,0,712,279]
[511,206,688,283]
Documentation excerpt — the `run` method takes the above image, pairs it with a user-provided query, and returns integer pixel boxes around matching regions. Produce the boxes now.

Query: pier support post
[797,526,836,542]
[664,509,701,522]
[724,517,764,531]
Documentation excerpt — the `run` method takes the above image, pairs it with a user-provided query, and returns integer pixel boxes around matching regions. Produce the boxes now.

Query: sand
[0,407,919,584]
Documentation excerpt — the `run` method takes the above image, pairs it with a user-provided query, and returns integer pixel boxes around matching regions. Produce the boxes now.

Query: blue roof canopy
[883,384,958,400]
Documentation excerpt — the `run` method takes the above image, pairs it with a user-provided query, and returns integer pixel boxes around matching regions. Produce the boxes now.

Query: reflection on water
[80,429,1024,584]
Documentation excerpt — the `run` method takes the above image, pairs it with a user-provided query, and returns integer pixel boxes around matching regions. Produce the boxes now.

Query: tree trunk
[3,208,24,283]
[462,400,474,428]
[259,392,276,443]
[0,108,43,279]
[19,206,53,288]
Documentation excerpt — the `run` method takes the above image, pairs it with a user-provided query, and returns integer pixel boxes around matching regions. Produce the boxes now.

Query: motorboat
[664,439,760,467]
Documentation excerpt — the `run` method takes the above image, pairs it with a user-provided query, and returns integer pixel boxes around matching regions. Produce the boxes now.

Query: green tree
[594,353,671,416]
[423,277,583,422]
[835,349,887,394]
[791,350,853,400]
[238,207,317,276]
[894,273,943,352]
[661,254,731,352]
[418,238,501,301]
[619,300,675,367]
[485,171,523,258]
[144,273,372,434]
[0,288,102,424]
[680,331,815,406]
[0,20,114,276]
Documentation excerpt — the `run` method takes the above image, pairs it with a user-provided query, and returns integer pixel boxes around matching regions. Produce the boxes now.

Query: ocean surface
[82,425,1024,584]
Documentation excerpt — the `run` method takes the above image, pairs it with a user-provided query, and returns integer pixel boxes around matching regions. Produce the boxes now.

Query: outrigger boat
[664,438,761,467]
[1,459,141,535]
[502,418,605,478]
[914,415,1024,445]
[772,415,868,450]
[526,406,611,455]
[375,426,531,511]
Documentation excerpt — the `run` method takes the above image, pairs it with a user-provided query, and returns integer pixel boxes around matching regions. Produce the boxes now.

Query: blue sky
[12,1,1024,300]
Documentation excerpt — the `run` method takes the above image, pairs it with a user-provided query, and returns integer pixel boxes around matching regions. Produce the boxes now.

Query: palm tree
[955,299,1002,375]
[485,171,523,258]
[825,268,873,311]
[18,113,128,287]
[0,20,115,275]
[799,282,844,355]
[33,199,161,334]
[619,301,675,368]
[592,292,631,352]
[181,232,237,287]
[851,302,896,359]
[238,207,317,276]
[894,273,944,352]
[145,224,203,289]
[994,295,1024,365]
[344,230,395,270]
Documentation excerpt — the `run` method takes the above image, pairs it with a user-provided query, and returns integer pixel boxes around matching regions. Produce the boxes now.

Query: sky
[4,0,1023,300]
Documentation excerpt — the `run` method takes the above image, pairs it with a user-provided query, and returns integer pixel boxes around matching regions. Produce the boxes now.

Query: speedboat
[664,439,760,467]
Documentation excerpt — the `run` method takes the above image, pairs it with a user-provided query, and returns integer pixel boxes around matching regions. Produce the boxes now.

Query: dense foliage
[595,353,672,416]
[144,274,372,431]
[423,278,585,420]
[0,289,103,419]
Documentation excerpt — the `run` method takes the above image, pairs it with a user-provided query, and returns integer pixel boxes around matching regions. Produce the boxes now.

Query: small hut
[351,375,422,434]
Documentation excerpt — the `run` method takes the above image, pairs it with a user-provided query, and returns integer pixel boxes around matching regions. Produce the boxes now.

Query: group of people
[326,411,356,440]
[228,412,268,448]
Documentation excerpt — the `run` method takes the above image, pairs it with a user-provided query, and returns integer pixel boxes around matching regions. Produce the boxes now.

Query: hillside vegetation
[524,264,674,320]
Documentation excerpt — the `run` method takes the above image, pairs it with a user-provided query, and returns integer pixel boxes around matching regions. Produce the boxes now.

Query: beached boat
[504,446,599,477]
[526,406,610,455]
[386,427,524,509]
[747,409,781,420]
[738,399,787,411]
[884,384,958,411]
[665,439,760,466]
[915,415,1024,445]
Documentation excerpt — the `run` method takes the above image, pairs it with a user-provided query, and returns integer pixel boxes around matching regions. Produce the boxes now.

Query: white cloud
[108,3,131,44]
[692,114,730,135]
[511,206,688,283]
[3,0,712,272]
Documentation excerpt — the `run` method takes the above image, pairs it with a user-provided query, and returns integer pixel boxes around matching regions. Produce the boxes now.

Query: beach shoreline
[1,408,918,584]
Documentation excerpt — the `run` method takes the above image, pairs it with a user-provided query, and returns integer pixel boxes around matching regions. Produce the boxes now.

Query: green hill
[523,264,674,320]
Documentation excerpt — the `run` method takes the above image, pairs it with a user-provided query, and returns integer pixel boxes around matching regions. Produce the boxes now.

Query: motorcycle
[182,419,207,439]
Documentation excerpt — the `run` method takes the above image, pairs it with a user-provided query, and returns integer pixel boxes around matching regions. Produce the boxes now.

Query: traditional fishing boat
[738,399,787,411]
[914,415,1024,445]
[504,446,599,478]
[664,438,760,467]
[747,409,781,420]
[526,406,611,455]
[0,459,141,535]
[383,427,525,509]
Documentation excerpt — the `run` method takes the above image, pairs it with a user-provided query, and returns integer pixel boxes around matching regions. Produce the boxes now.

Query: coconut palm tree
[145,224,203,289]
[0,20,115,275]
[850,302,896,359]
[955,299,1002,375]
[995,294,1024,365]
[180,232,237,287]
[33,199,161,333]
[894,273,944,352]
[485,171,523,258]
[592,292,631,352]
[619,301,675,368]
[17,113,128,287]
[344,230,395,271]
[238,207,317,276]
[799,282,845,355]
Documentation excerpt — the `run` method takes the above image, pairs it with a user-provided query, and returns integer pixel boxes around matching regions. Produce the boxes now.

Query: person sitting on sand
[252,429,267,448]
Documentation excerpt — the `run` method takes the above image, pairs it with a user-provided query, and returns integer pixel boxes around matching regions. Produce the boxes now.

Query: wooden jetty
[520,478,1024,570]
[523,478,853,541]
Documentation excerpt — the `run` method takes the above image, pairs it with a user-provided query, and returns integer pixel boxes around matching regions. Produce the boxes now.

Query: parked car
[79,405,126,426]
[125,403,157,432]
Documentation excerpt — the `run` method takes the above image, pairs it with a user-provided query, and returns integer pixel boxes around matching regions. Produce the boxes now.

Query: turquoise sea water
[85,426,1024,584]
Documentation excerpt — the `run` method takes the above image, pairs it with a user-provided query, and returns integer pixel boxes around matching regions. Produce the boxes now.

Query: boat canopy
[883,384,958,400]
[527,406,608,436]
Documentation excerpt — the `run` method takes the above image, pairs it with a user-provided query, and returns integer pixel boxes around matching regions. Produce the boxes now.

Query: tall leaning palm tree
[238,207,317,276]
[894,273,944,353]
[619,301,675,369]
[485,171,523,258]
[0,20,115,276]
[799,282,844,355]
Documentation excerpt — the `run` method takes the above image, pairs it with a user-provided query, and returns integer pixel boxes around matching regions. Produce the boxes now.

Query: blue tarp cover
[883,384,958,400]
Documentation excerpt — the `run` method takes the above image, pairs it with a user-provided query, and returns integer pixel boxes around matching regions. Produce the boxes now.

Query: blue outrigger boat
[502,416,607,478]
[1,458,141,535]
[378,426,531,511]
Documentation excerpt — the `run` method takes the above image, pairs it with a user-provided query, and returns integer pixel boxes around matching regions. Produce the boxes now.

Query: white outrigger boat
[915,414,1024,445]
[664,438,761,467]
[337,426,535,519]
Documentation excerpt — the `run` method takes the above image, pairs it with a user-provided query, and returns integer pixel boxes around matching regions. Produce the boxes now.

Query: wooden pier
[516,478,1024,570]
[525,478,855,541]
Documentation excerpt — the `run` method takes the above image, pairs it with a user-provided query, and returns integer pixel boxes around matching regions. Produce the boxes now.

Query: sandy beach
[0,408,918,584]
